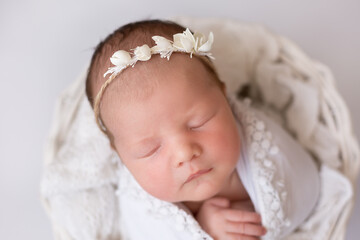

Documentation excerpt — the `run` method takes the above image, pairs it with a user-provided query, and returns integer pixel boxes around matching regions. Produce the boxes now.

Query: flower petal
[181,37,194,52]
[194,32,205,51]
[198,32,214,52]
[152,36,172,49]
[134,44,152,61]
[110,50,132,66]
[173,33,185,50]
[184,28,195,44]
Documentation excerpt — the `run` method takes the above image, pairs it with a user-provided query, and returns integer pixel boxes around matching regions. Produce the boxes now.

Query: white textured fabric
[40,72,121,240]
[40,17,360,240]
[233,97,320,239]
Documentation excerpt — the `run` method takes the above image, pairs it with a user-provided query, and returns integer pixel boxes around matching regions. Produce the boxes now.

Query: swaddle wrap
[114,95,320,240]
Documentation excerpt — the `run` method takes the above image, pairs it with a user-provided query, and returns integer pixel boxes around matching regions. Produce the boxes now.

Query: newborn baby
[85,19,319,240]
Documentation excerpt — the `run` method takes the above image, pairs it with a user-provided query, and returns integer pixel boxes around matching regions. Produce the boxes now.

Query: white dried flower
[173,28,196,53]
[151,36,175,59]
[196,32,214,52]
[134,44,152,61]
[110,50,132,66]
[151,36,173,51]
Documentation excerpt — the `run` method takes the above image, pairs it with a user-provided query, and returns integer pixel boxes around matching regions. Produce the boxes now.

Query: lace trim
[229,95,291,239]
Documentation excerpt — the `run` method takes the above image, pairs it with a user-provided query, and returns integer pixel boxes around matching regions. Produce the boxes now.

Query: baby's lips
[185,168,213,183]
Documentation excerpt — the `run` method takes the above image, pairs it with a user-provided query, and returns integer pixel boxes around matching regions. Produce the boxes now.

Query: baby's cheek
[141,167,178,201]
[211,126,240,168]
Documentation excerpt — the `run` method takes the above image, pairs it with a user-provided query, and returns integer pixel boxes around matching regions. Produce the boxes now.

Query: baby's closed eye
[138,145,161,158]
[188,112,217,130]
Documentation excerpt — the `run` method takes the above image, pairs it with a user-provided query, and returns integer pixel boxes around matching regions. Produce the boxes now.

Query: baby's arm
[196,197,267,240]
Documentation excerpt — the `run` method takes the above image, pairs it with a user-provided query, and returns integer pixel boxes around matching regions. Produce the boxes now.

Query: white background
[0,0,359,239]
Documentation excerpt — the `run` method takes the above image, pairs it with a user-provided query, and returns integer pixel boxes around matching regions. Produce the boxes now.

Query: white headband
[94,28,215,134]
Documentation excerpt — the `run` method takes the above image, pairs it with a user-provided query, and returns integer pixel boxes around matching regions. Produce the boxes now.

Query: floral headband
[94,28,215,134]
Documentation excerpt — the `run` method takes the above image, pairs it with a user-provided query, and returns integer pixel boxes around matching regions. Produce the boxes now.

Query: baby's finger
[207,197,231,208]
[223,209,262,223]
[225,221,267,236]
[225,232,260,240]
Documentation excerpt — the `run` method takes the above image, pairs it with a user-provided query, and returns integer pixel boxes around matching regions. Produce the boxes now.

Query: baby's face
[101,54,241,202]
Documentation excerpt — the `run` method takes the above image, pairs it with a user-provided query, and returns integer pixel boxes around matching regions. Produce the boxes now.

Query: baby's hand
[196,197,267,240]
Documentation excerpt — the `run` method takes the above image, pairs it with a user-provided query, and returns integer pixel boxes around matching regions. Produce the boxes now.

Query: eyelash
[189,123,204,130]
[142,145,161,158]
[189,116,212,130]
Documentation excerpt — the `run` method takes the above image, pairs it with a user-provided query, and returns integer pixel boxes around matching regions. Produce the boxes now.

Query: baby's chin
[142,176,224,203]
[186,189,219,202]
[177,184,221,203]
[149,185,219,203]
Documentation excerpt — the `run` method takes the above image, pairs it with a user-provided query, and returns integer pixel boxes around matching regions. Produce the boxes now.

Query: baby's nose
[174,141,202,168]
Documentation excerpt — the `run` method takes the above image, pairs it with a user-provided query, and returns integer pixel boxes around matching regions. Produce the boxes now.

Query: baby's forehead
[104,53,215,103]
[101,54,221,132]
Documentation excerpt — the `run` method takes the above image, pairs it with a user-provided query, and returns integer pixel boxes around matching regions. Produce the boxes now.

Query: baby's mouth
[185,168,213,184]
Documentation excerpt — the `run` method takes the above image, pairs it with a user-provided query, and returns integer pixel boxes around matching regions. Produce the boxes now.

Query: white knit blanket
[40,17,359,240]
